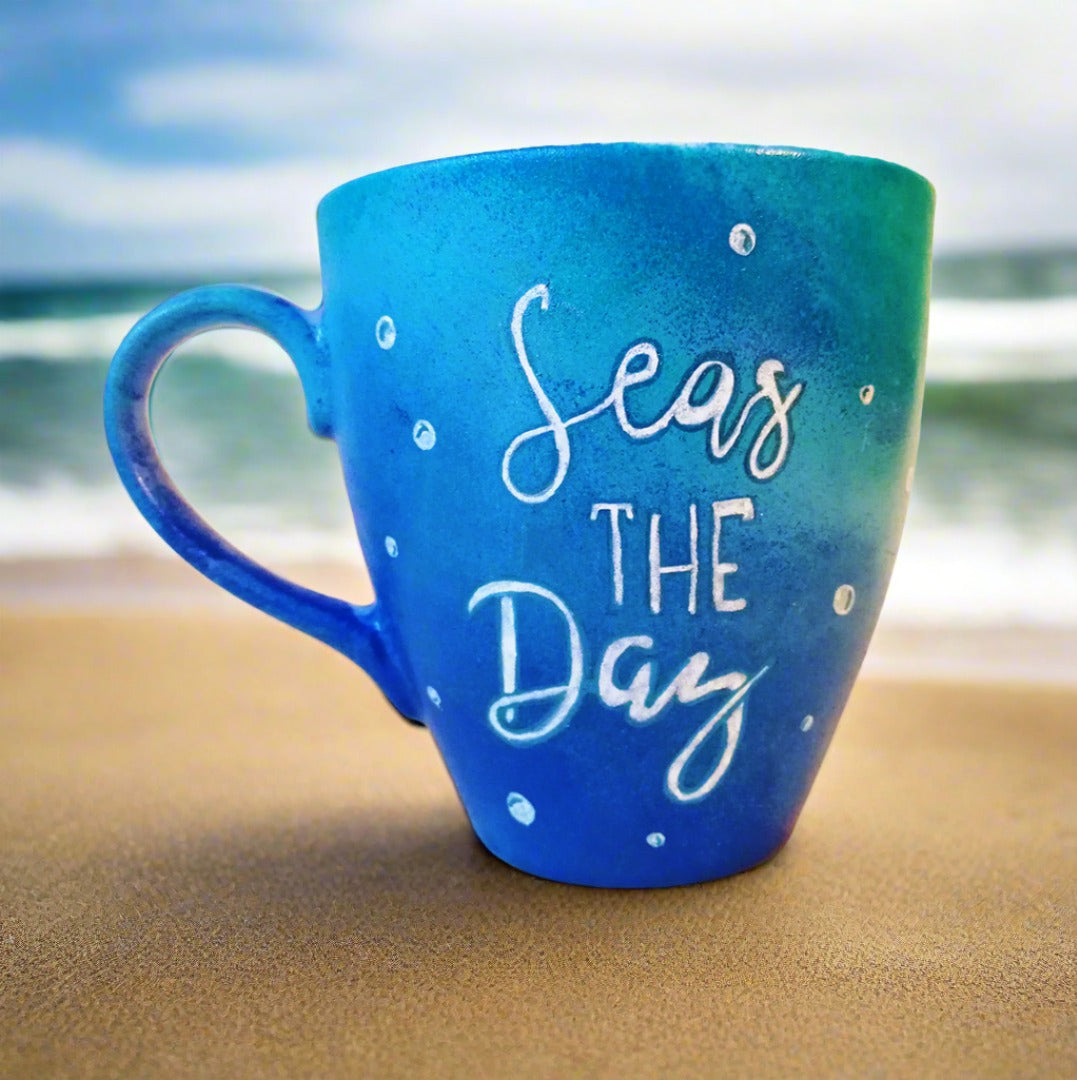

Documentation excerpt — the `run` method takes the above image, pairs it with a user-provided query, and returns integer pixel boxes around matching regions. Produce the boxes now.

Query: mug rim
[317,141,934,220]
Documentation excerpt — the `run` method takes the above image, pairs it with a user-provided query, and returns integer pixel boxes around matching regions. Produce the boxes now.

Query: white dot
[801,715,814,732]
[506,792,535,826]
[375,315,396,350]
[412,420,436,450]
[859,384,875,405]
[833,584,856,615]
[646,832,666,848]
[729,223,756,256]
[384,536,398,558]
[905,466,915,494]
[426,685,441,708]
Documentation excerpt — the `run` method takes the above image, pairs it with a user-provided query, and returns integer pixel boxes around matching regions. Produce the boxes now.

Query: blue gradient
[106,143,933,885]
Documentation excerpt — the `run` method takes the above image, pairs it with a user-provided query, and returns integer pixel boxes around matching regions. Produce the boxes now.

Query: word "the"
[590,498,755,614]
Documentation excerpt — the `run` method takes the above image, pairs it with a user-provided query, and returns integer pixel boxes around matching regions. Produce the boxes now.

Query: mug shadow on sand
[11,794,875,1076]
[110,801,811,984]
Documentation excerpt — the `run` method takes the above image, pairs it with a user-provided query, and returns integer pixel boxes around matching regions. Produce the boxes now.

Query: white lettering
[666,666,769,802]
[467,580,583,744]
[501,284,804,504]
[499,596,518,722]
[590,503,634,606]
[472,580,769,802]
[598,633,769,803]
[711,497,755,612]
[648,505,699,614]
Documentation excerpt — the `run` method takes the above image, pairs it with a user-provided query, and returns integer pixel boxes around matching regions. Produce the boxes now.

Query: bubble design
[646,832,666,848]
[384,536,399,558]
[801,715,815,732]
[375,315,396,350]
[506,792,535,826]
[729,223,756,256]
[833,584,856,616]
[426,685,441,708]
[412,420,437,450]
[859,384,875,405]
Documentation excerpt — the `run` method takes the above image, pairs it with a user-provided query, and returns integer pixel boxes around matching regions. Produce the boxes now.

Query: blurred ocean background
[2,1,1074,650]
[2,247,1075,626]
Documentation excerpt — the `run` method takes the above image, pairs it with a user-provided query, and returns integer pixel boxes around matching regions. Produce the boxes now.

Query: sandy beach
[3,568,1075,1077]
[6,3,1076,1073]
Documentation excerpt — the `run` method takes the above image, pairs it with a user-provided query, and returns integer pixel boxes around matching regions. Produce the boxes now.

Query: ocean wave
[3,478,1074,626]
[882,518,1077,627]
[0,479,359,561]
[3,298,1077,381]
[0,311,297,372]
[926,297,1077,381]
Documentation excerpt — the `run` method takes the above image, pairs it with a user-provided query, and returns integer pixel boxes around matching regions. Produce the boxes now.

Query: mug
[105,143,934,888]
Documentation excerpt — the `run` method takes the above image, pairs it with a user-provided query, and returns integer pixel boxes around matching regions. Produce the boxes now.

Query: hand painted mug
[106,143,934,887]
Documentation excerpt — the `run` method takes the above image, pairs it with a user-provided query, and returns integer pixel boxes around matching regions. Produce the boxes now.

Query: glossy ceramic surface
[106,143,934,887]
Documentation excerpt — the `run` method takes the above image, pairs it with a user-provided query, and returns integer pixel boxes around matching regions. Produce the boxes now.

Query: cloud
[127,64,366,131]
[2,0,1075,274]
[0,138,344,273]
[1,139,331,229]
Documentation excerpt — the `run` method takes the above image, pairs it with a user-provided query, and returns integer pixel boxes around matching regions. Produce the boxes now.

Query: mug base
[471,824,793,889]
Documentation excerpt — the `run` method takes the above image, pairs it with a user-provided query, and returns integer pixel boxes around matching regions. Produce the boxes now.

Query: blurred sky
[2,0,1075,278]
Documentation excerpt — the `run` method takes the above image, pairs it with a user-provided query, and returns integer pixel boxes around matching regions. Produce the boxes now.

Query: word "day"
[502,284,804,504]
[467,580,769,803]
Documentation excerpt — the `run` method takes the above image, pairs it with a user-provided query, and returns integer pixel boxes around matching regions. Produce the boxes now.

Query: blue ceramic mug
[106,143,934,887]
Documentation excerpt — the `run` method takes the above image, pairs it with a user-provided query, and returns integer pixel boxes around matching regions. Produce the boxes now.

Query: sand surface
[2,610,1075,1078]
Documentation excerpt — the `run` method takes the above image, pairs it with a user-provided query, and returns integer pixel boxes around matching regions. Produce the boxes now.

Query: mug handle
[104,284,421,720]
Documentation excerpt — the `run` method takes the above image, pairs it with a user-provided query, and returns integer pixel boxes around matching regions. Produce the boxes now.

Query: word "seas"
[502,284,804,504]
[468,580,769,804]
